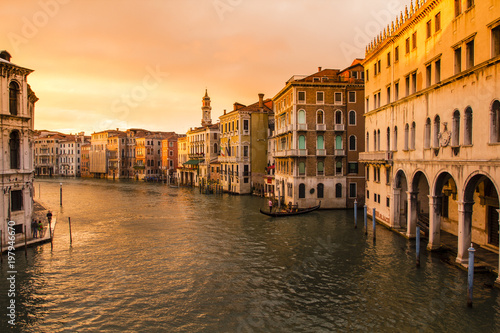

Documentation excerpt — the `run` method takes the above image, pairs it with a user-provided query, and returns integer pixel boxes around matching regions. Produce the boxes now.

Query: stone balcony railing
[358,151,393,164]
[334,124,345,131]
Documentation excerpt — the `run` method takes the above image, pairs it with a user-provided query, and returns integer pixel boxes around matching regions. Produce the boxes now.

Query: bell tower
[201,89,212,127]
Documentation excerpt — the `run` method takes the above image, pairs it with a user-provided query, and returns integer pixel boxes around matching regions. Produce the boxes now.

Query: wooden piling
[416,226,421,267]
[364,205,367,235]
[24,225,28,259]
[69,217,73,245]
[467,243,475,307]
[354,199,358,229]
[372,208,376,241]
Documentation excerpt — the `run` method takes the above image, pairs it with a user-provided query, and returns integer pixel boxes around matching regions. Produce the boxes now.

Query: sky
[1,0,408,135]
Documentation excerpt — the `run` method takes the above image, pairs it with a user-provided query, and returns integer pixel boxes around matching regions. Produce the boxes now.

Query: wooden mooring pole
[372,208,376,241]
[467,243,475,307]
[364,205,367,235]
[68,217,73,245]
[24,226,28,259]
[416,226,421,267]
[354,199,358,229]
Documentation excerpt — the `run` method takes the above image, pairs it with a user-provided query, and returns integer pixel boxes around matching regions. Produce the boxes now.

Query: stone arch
[408,170,431,238]
[393,168,409,230]
[457,171,500,269]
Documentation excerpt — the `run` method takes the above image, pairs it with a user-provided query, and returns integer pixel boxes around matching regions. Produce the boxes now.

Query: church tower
[201,89,212,127]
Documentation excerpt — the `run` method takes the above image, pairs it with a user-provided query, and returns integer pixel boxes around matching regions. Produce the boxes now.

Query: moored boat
[259,202,321,217]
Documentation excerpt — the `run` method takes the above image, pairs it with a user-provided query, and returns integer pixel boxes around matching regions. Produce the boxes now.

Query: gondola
[259,202,321,217]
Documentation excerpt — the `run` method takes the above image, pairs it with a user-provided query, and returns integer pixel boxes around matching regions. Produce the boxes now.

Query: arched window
[348,110,356,125]
[464,107,473,145]
[335,135,343,149]
[335,160,342,174]
[491,101,500,143]
[377,129,381,151]
[366,132,370,152]
[213,143,218,154]
[452,110,460,146]
[317,161,324,175]
[9,82,19,116]
[317,183,324,198]
[335,183,342,198]
[317,135,324,149]
[349,135,356,151]
[299,162,305,175]
[404,123,409,150]
[317,110,324,124]
[393,126,398,151]
[386,127,391,151]
[298,109,306,124]
[299,183,306,198]
[433,115,441,148]
[335,110,343,124]
[10,131,20,169]
[298,135,306,149]
[410,122,416,149]
[373,130,377,151]
[424,118,431,148]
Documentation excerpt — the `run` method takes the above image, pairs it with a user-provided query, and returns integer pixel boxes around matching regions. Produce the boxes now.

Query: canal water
[1,178,499,332]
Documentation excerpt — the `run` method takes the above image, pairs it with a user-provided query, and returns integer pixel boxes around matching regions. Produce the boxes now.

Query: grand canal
[1,178,499,332]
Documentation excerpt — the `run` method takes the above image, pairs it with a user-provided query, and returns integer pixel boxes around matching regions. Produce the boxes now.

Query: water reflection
[0,178,498,332]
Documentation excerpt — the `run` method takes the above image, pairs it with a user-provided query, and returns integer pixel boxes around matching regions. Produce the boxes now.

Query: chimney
[0,51,12,62]
[258,93,264,108]
[224,109,226,115]
[233,103,238,111]
[318,66,322,72]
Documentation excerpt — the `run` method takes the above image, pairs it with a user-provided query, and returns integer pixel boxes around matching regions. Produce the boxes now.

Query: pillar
[406,191,418,238]
[496,209,500,287]
[427,195,442,250]
[392,188,401,228]
[456,201,474,264]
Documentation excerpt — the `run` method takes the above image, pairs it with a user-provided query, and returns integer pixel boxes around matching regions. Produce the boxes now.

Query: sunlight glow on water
[0,178,499,332]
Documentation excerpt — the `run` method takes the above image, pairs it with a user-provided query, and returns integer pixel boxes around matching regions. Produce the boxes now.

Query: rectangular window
[435,59,441,83]
[466,0,474,9]
[334,92,342,104]
[378,60,381,73]
[348,162,358,174]
[11,190,22,211]
[386,197,390,207]
[366,97,370,113]
[374,63,378,76]
[395,46,399,62]
[316,91,324,104]
[348,91,356,103]
[426,64,432,87]
[387,86,391,104]
[395,82,399,101]
[243,119,249,131]
[367,190,370,199]
[405,38,410,54]
[466,40,474,69]
[349,183,357,198]
[454,47,462,74]
[366,69,369,81]
[387,52,391,67]
[455,0,462,17]
[243,146,249,157]
[493,25,500,58]
[366,166,370,181]
[435,12,441,32]
[405,76,410,96]
[426,20,432,39]
[411,72,417,93]
[298,91,305,103]
[412,32,417,49]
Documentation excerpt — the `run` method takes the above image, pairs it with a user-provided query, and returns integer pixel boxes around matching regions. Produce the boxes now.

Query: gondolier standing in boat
[268,199,273,213]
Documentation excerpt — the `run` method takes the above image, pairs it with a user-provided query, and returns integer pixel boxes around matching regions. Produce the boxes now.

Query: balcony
[334,149,345,156]
[316,149,326,156]
[299,149,307,156]
[297,123,307,131]
[358,151,393,164]
[334,124,345,131]
[189,153,205,159]
[316,124,326,131]
[274,150,287,157]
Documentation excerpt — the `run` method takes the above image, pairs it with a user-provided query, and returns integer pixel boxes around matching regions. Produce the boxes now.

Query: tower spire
[201,89,212,127]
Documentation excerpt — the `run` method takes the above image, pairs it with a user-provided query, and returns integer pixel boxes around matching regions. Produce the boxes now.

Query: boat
[259,202,321,217]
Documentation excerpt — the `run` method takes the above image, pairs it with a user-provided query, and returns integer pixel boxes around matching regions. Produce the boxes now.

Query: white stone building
[0,51,38,241]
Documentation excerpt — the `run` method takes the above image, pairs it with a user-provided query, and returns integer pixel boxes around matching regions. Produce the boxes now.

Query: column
[406,191,418,238]
[456,201,474,264]
[496,209,500,287]
[392,188,401,228]
[427,195,442,250]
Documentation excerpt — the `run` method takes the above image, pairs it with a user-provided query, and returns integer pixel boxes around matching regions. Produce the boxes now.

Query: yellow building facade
[360,0,500,282]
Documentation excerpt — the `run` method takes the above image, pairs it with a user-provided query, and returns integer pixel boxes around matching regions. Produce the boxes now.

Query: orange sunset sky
[1,0,407,134]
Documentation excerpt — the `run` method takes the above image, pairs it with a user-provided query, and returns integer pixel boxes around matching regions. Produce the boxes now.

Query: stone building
[359,0,500,282]
[272,63,365,209]
[219,94,273,194]
[34,132,64,176]
[0,50,38,241]
[59,132,87,177]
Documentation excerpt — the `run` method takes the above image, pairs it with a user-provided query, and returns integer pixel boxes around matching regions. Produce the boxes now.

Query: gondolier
[268,199,273,213]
